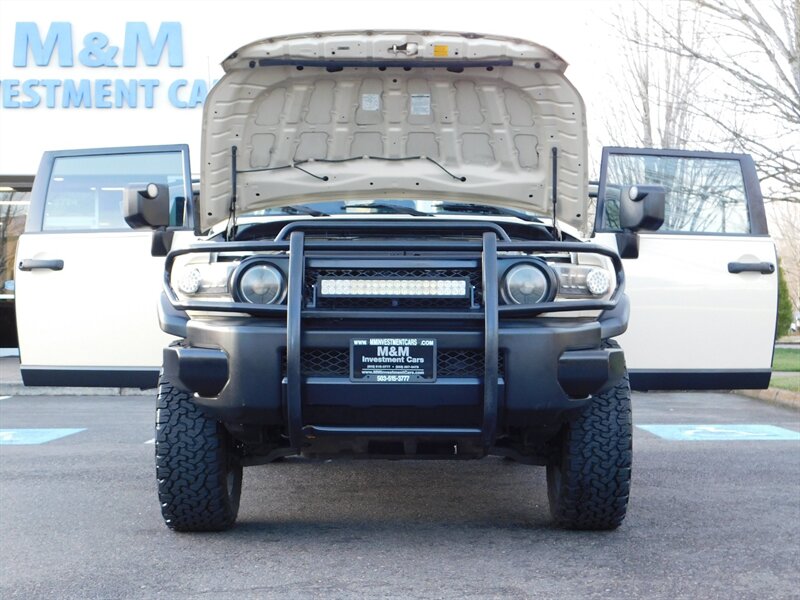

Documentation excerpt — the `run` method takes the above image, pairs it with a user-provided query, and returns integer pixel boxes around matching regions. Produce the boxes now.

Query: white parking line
[0,396,11,401]
[144,438,155,444]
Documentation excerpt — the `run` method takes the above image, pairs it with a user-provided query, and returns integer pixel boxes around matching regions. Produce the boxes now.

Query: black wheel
[546,347,632,530]
[155,376,242,531]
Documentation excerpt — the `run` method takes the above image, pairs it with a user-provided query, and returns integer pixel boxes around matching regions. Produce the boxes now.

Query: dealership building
[0,16,232,346]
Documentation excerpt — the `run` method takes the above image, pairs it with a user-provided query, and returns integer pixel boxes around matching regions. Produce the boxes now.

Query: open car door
[14,145,192,387]
[593,147,777,390]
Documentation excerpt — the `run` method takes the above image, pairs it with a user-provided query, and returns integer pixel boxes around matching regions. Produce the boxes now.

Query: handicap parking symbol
[637,424,800,441]
[0,429,86,445]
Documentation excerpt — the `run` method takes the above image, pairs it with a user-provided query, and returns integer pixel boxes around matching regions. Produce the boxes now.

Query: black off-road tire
[155,376,243,531]
[546,344,632,530]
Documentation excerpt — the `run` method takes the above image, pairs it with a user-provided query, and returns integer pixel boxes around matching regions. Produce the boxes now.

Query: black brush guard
[163,220,625,453]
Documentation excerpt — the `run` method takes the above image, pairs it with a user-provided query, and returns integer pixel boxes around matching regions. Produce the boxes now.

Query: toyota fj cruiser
[15,31,778,532]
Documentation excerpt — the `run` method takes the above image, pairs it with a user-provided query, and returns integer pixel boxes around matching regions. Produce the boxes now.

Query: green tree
[777,261,793,339]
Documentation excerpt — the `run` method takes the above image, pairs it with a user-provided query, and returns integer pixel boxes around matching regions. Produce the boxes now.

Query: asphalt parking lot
[1,391,798,599]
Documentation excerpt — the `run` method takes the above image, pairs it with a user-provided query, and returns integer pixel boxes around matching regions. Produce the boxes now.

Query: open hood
[200,30,588,233]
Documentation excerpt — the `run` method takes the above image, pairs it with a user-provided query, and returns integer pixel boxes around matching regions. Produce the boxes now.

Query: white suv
[15,31,778,531]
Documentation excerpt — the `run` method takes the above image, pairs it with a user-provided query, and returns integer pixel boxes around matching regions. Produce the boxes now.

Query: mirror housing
[619,185,665,232]
[124,183,170,230]
[150,230,175,257]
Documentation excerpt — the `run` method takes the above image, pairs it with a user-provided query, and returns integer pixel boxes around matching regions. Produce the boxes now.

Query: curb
[737,388,800,411]
[0,384,154,397]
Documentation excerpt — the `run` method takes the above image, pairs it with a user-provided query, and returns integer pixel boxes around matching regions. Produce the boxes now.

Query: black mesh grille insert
[438,350,499,377]
[306,267,481,309]
[283,348,504,378]
[299,348,349,376]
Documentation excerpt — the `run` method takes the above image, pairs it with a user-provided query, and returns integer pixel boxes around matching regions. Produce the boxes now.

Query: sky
[0,0,624,175]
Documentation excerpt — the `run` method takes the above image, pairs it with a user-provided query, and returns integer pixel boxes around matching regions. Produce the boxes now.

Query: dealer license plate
[350,337,436,383]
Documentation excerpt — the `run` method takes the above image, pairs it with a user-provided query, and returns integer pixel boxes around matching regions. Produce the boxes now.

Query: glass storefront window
[0,188,31,297]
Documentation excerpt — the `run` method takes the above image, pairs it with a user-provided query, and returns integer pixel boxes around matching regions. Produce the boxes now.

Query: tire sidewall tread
[547,340,633,530]
[156,376,242,532]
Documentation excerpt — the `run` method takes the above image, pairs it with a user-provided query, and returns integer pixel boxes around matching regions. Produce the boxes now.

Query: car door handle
[19,259,64,271]
[727,261,775,275]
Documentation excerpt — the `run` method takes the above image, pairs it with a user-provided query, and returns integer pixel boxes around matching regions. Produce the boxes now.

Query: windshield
[242,199,546,222]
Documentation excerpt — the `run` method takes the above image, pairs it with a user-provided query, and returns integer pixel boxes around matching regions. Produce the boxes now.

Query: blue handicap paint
[638,424,800,441]
[0,428,86,445]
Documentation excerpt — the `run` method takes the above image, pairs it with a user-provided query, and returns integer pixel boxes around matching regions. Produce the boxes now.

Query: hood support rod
[551,146,561,241]
[226,145,238,241]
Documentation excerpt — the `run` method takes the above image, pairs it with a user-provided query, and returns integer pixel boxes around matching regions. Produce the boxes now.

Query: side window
[601,154,751,234]
[43,152,188,231]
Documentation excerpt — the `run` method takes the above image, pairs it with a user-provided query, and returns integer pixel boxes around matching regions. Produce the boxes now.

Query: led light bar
[318,278,470,298]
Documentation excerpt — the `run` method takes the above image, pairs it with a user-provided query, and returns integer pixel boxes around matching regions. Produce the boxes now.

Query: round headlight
[502,263,551,305]
[237,264,284,304]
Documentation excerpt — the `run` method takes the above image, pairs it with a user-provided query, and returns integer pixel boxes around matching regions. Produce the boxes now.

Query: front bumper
[164,313,625,439]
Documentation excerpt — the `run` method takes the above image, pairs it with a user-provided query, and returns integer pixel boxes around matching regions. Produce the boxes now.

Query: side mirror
[619,185,665,232]
[124,182,170,230]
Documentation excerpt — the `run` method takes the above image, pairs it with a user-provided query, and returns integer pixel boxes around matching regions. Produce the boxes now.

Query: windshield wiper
[437,202,542,223]
[280,205,329,217]
[346,203,432,216]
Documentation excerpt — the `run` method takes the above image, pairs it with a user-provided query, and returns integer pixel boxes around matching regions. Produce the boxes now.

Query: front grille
[305,267,481,309]
[283,348,504,378]
[298,348,350,376]
[437,350,502,377]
